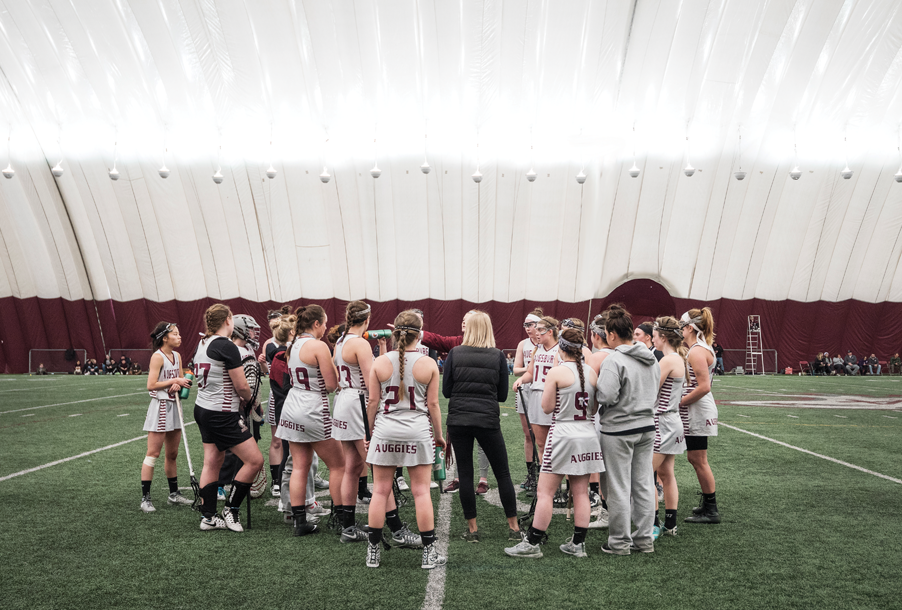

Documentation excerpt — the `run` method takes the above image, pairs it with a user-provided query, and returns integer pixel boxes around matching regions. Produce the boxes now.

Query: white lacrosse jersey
[531,343,560,392]
[334,333,367,391]
[370,351,432,440]
[193,336,243,412]
[236,343,255,360]
[553,362,593,423]
[149,350,181,400]
[413,332,430,357]
[519,338,537,370]
[288,336,326,394]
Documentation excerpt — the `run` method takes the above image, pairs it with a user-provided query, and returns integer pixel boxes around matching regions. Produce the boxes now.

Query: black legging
[447,425,518,520]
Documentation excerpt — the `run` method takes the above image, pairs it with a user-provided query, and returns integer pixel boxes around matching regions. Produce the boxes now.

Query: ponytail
[391,310,422,403]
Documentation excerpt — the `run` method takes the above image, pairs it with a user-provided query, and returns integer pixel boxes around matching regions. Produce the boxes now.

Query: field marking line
[0,422,197,482]
[69,414,82,417]
[721,423,902,485]
[421,490,452,610]
[834,415,848,418]
[737,414,751,418]
[787,415,799,418]
[0,392,146,415]
[884,416,898,419]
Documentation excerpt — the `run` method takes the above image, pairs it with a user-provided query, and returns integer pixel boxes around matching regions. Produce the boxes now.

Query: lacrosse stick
[239,355,262,529]
[174,393,201,511]
[360,392,393,550]
[517,387,541,530]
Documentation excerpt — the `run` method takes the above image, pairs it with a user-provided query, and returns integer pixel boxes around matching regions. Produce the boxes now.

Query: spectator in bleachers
[831,354,845,375]
[890,353,901,375]
[37,363,47,375]
[867,354,881,376]
[73,360,82,375]
[844,351,860,376]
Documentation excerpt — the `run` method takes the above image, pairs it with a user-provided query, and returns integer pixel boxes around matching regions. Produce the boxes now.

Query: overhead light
[266,164,277,179]
[370,164,381,179]
[51,162,64,178]
[790,167,802,180]
[319,168,331,183]
[158,165,170,179]
[420,160,431,174]
[109,167,119,181]
[212,169,223,184]
[734,170,746,181]
[683,163,695,177]
[576,170,586,184]
[472,169,483,183]
[526,168,536,182]
[628,162,640,178]
[895,169,902,183]
[841,165,853,180]
[2,164,14,179]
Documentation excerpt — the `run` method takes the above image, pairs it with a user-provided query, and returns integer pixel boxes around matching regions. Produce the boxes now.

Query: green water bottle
[363,329,392,340]
[433,446,446,481]
[179,371,195,400]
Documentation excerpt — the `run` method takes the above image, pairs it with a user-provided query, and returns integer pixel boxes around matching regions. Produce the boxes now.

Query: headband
[653,323,681,335]
[589,317,606,337]
[680,312,715,355]
[152,323,174,340]
[558,336,582,351]
[395,325,421,333]
[353,305,371,317]
[561,318,579,329]
[525,314,541,323]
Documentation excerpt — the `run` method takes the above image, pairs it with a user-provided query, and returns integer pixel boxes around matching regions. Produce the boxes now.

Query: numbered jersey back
[288,337,326,394]
[520,338,537,369]
[193,336,239,413]
[531,343,560,391]
[380,351,428,416]
[334,334,367,391]
[553,362,592,423]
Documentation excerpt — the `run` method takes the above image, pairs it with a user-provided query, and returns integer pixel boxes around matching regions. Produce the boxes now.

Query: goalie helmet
[232,314,261,350]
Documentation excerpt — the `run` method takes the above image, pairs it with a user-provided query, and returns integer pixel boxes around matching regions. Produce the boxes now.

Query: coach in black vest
[443,311,522,542]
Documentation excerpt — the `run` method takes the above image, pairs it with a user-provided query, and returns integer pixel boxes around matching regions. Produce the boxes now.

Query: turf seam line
[721,423,902,485]
[421,490,452,610]
[0,422,196,482]
[0,392,146,415]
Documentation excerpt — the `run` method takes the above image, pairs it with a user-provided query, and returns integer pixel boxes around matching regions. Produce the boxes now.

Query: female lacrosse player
[192,304,263,532]
[364,311,446,569]
[651,316,687,537]
[561,318,594,360]
[140,322,193,513]
[505,327,600,559]
[276,305,347,537]
[265,309,288,496]
[512,316,560,460]
[513,309,541,491]
[333,302,417,546]
[585,313,613,529]
[679,308,721,524]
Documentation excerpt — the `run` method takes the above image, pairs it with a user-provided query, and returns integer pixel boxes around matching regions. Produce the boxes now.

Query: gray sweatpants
[599,430,656,553]
[278,451,317,512]
[448,444,489,480]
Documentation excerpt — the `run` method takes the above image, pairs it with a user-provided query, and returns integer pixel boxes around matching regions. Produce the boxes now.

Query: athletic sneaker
[391,524,423,548]
[588,507,609,529]
[271,484,280,498]
[652,525,662,541]
[340,525,368,544]
[460,529,481,543]
[429,481,439,489]
[168,491,192,506]
[396,476,410,491]
[293,520,318,537]
[663,525,678,537]
[200,514,227,531]
[559,537,587,558]
[217,487,226,501]
[656,481,664,502]
[504,539,543,558]
[306,501,330,517]
[444,480,460,493]
[421,543,447,569]
[589,491,601,508]
[223,508,244,532]
[140,494,155,513]
[476,481,489,495]
[314,475,329,490]
[358,488,372,504]
[366,542,381,568]
[600,542,629,556]
[508,528,525,541]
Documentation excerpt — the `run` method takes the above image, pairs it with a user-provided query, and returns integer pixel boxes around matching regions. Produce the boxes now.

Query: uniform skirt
[515,382,531,414]
[527,388,553,426]
[654,412,686,455]
[680,394,718,437]
[143,398,182,433]
[367,411,434,467]
[331,388,366,441]
[541,421,605,475]
[266,391,276,426]
[275,388,332,443]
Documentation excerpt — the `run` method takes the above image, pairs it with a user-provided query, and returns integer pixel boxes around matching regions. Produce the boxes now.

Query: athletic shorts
[685,435,708,451]
[194,405,252,451]
[143,398,182,433]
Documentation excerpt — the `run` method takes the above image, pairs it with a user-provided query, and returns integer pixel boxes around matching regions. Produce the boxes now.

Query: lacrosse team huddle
[138,299,721,568]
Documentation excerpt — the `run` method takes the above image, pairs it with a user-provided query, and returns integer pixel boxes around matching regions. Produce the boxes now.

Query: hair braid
[397,337,407,402]
[391,310,422,403]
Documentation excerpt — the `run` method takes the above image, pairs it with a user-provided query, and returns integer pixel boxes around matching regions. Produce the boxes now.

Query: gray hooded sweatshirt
[595,342,661,434]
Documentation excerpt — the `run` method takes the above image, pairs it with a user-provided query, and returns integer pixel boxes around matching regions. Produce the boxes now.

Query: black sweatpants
[447,425,517,520]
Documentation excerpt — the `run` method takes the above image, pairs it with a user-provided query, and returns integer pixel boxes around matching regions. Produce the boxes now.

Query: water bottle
[363,329,392,340]
[179,371,195,400]
[433,446,446,481]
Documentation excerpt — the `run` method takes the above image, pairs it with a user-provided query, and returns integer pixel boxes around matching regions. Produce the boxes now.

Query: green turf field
[1,373,900,610]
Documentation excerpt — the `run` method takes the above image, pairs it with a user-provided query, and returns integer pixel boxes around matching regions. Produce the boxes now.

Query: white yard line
[0,392,145,415]
[0,422,196,482]
[421,491,453,610]
[721,423,902,485]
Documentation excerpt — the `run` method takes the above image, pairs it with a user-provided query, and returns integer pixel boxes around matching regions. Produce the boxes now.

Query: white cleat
[271,484,281,498]
[200,514,227,531]
[396,476,410,491]
[140,495,156,513]
[366,542,381,568]
[306,501,330,517]
[504,539,543,559]
[391,524,423,548]
[587,507,609,529]
[168,491,192,506]
[223,508,244,532]
[421,543,447,569]
[559,537,587,558]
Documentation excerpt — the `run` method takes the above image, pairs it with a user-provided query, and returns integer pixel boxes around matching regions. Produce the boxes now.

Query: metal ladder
[746,315,765,375]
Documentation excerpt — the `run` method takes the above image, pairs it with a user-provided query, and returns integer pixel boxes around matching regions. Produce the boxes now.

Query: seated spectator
[890,353,901,375]
[506,354,514,374]
[867,354,881,376]
[844,351,860,376]
[37,363,47,375]
[129,361,142,375]
[117,356,130,375]
[102,355,114,374]
[831,354,845,375]
[812,353,828,376]
[85,359,100,375]
[73,360,82,375]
